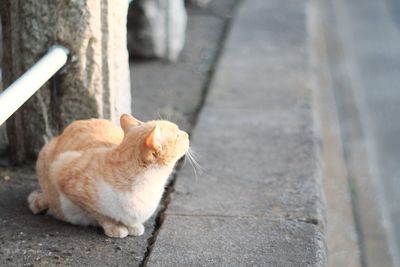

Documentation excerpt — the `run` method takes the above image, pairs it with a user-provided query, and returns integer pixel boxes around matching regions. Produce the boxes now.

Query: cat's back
[36,118,122,188]
[57,118,123,152]
[45,119,124,162]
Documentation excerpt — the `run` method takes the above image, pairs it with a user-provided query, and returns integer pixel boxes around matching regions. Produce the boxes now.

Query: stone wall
[0,20,7,155]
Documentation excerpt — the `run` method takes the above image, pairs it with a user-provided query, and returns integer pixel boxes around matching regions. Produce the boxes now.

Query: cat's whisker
[186,153,198,180]
[156,111,167,121]
[189,150,201,166]
[182,153,188,167]
[156,111,163,120]
[161,109,171,122]
[188,149,202,170]
[185,149,203,181]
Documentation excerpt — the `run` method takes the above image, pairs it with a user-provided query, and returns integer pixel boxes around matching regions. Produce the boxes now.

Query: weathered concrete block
[167,0,323,222]
[0,0,131,163]
[127,0,187,61]
[148,216,326,266]
[168,109,322,220]
[148,0,326,265]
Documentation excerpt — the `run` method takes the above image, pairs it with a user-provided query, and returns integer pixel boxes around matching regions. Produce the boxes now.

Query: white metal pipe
[0,45,69,126]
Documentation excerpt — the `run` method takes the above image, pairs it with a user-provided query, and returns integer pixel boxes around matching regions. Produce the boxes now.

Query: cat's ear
[145,124,162,152]
[120,114,141,133]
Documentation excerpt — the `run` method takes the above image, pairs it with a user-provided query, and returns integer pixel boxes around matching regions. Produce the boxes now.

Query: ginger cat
[28,114,189,238]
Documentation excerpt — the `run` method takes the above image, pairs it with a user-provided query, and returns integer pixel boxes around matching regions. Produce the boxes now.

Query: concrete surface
[319,0,400,265]
[309,1,361,265]
[331,1,400,264]
[148,216,325,266]
[147,0,327,265]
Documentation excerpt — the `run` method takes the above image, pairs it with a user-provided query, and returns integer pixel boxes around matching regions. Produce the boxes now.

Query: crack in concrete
[139,2,242,266]
[140,163,182,267]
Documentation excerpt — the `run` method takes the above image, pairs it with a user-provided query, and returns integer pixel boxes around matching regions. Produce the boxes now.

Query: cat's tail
[27,190,49,214]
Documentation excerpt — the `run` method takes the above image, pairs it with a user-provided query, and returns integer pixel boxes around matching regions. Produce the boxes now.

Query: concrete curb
[147,0,327,265]
[308,1,361,265]
[315,0,399,265]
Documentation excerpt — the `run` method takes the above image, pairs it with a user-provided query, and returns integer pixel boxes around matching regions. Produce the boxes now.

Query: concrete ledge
[148,216,325,266]
[313,0,399,265]
[147,0,327,265]
[309,1,361,265]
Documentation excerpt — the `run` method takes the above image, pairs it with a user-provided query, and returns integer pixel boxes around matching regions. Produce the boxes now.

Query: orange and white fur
[27,114,189,238]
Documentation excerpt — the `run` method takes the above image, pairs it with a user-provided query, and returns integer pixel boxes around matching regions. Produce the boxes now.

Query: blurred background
[316,0,400,266]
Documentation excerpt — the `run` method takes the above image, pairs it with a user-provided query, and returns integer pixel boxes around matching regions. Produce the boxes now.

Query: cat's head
[119,114,190,166]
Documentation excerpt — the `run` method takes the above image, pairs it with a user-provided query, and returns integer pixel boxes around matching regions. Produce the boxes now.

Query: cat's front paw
[128,223,144,236]
[27,190,48,214]
[103,224,129,238]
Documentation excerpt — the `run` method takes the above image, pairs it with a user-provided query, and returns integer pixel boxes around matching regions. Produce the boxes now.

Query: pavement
[329,2,400,266]
[309,2,362,266]
[0,0,329,266]
[315,0,400,266]
[147,0,326,265]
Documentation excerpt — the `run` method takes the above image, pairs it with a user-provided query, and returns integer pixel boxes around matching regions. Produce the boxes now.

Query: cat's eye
[176,133,180,138]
